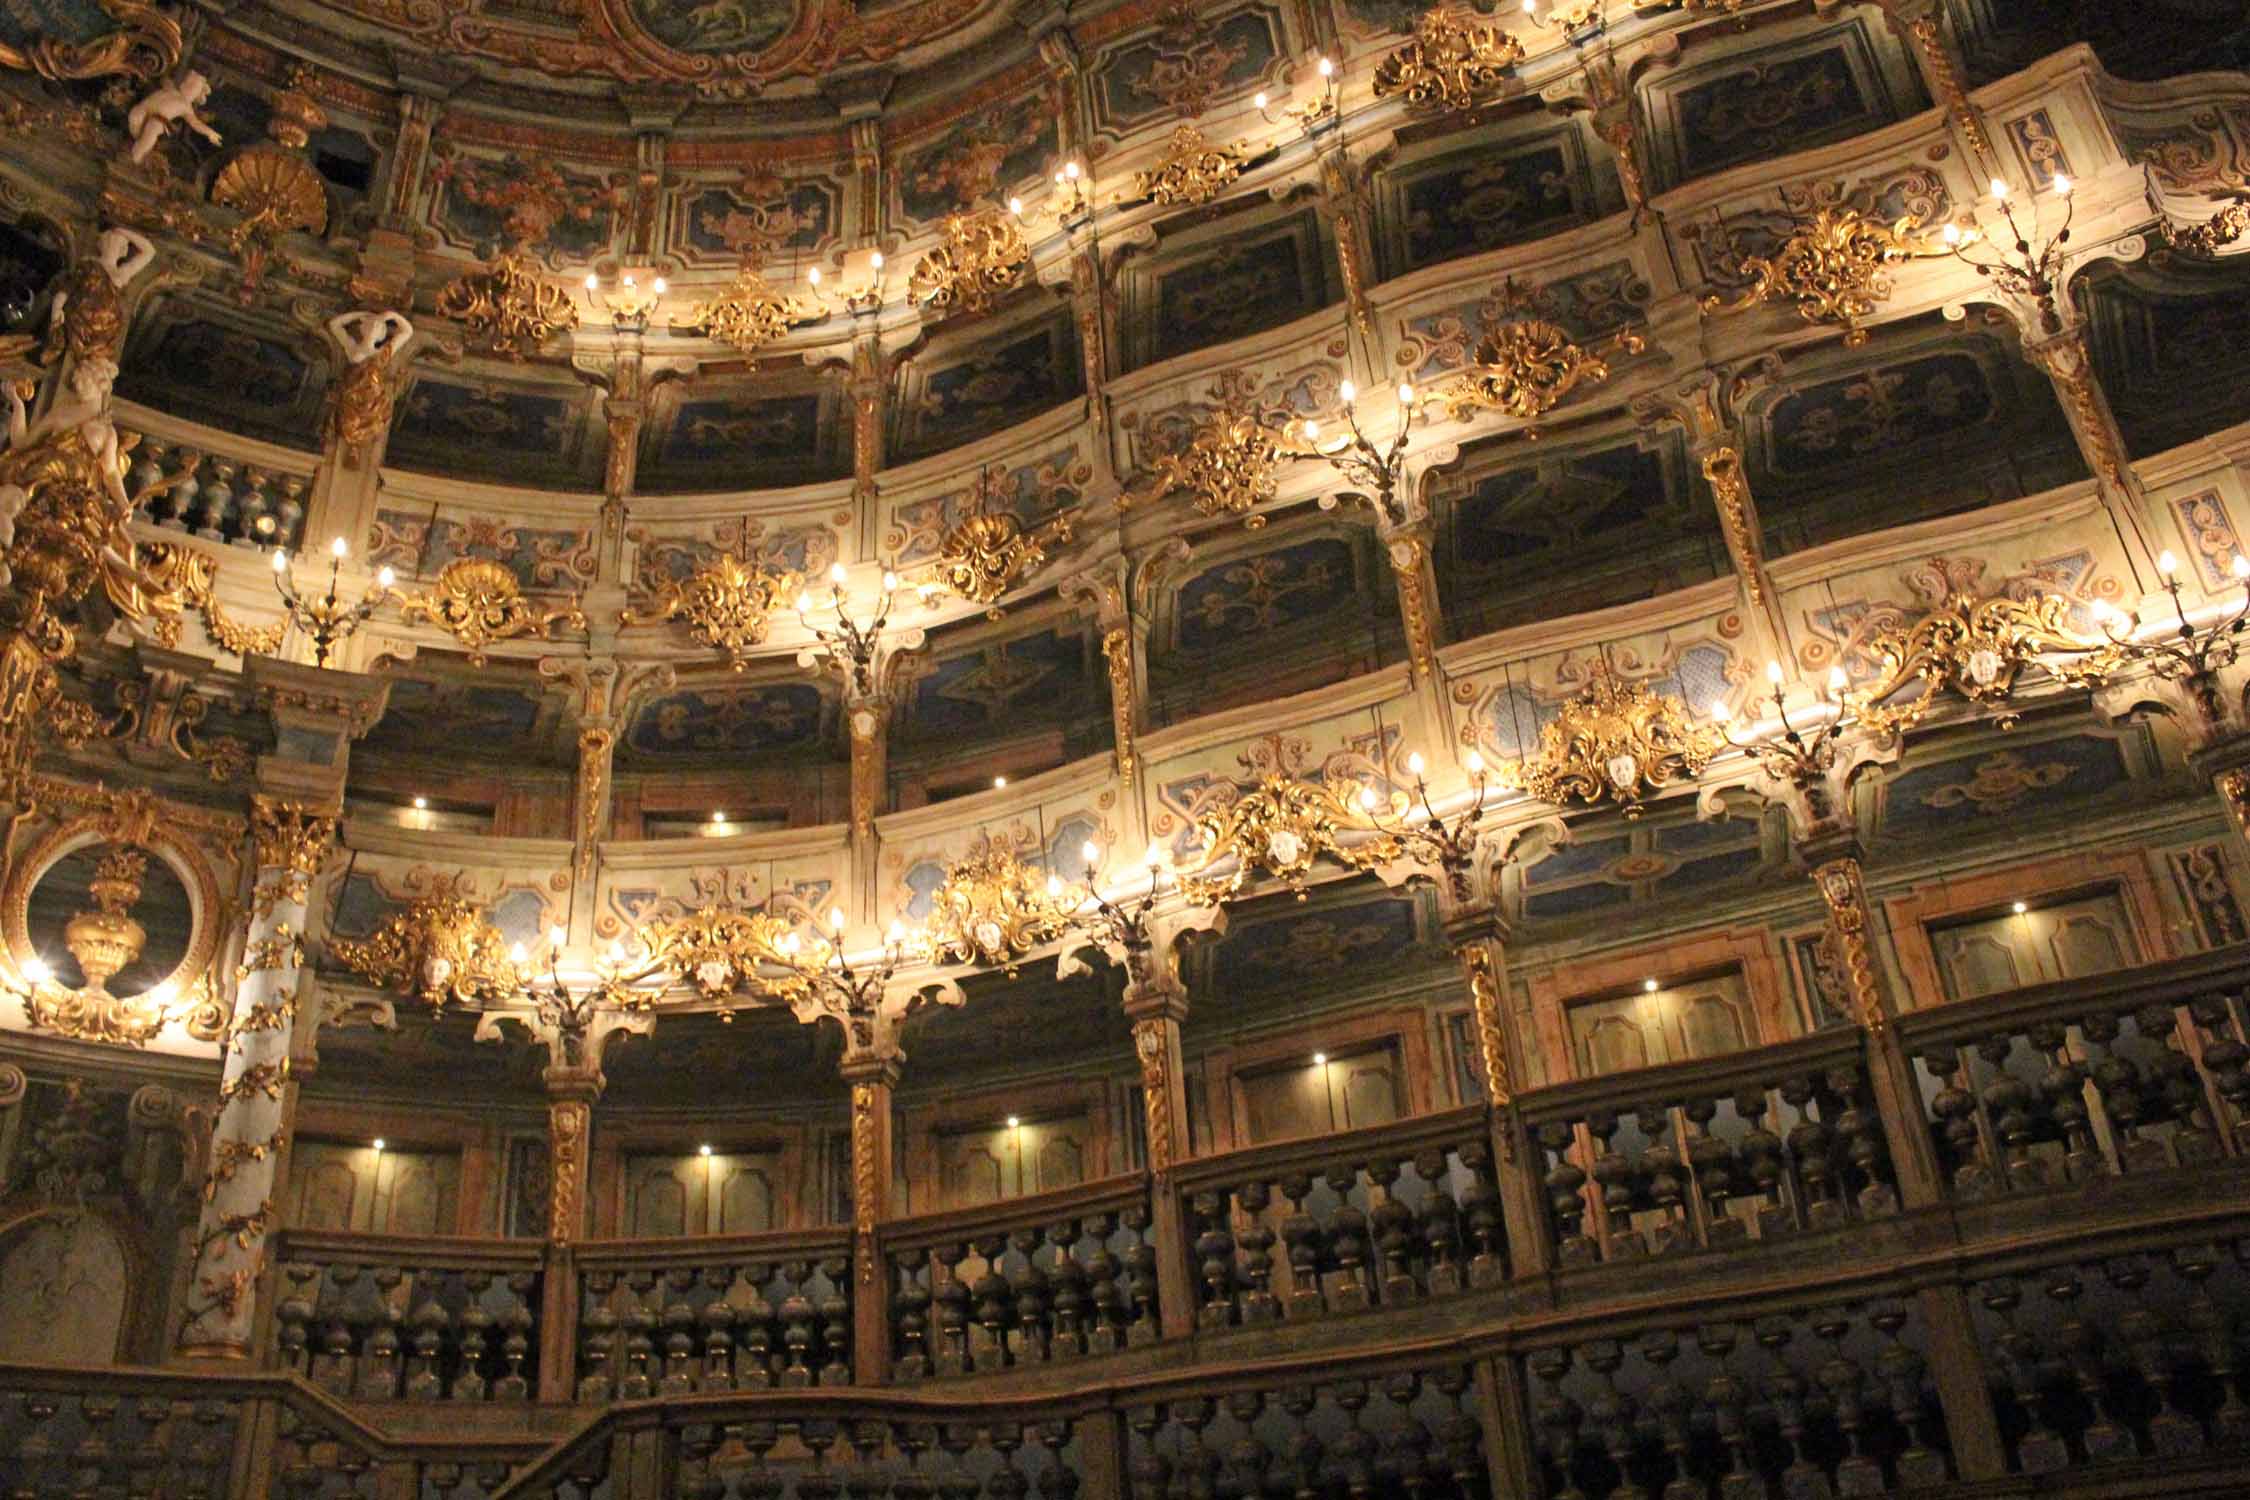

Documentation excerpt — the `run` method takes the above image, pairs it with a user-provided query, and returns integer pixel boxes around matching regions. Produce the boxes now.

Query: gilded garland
[1133,124,1251,208]
[436,251,578,360]
[908,210,1029,317]
[1176,774,1403,904]
[1371,5,1528,115]
[921,833,1081,973]
[392,558,589,666]
[1497,661,1724,818]
[1701,206,1927,346]
[619,554,799,670]
[2162,199,2250,258]
[1848,590,2124,741]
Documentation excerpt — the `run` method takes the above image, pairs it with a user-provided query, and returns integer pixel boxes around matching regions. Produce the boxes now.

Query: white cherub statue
[126,70,223,166]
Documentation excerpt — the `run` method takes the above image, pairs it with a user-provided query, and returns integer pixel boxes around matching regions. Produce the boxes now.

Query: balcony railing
[1518,1029,1898,1269]
[879,1172,1164,1379]
[571,1227,855,1400]
[121,425,315,553]
[1896,946,2250,1202]
[1168,1105,1507,1329]
[270,1231,545,1404]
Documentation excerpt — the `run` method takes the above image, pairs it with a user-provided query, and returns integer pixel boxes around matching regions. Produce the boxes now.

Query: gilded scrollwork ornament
[618,552,798,669]
[435,251,579,360]
[908,209,1029,317]
[1848,589,2124,742]
[922,833,1083,974]
[1439,280,1645,433]
[328,882,519,1011]
[1497,661,1724,818]
[1123,372,1299,527]
[0,0,181,84]
[639,903,815,1008]
[392,557,589,666]
[208,69,331,297]
[1176,774,1403,904]
[2161,197,2250,258]
[1132,124,1252,208]
[1371,5,1528,115]
[1701,206,1931,346]
[927,466,1076,610]
[672,257,815,355]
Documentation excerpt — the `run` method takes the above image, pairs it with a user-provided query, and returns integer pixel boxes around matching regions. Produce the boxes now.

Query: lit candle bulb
[1081,839,1100,866]
[870,251,885,271]
[1942,223,1963,245]
[1464,750,1485,775]
[1406,750,1425,777]
[886,920,906,943]
[1339,378,1357,404]
[271,549,288,573]
[330,535,348,559]
[377,566,395,588]
[1397,382,1414,406]
[882,570,899,591]
[829,907,846,933]
[22,957,49,984]
[510,942,528,965]
[1317,55,1333,77]
[795,590,813,613]
[549,926,566,950]
[1766,659,1784,684]
[606,940,625,964]
[2050,173,2071,197]
[1144,840,1166,869]
[829,562,849,585]
[1254,90,1268,109]
[1989,176,2010,200]
[652,276,667,294]
[2160,549,2180,576]
[1358,785,1378,811]
[1008,196,1023,216]
[2236,555,2250,580]
[1827,665,1849,695]
[584,272,599,291]
[1302,418,1320,441]
[808,267,822,286]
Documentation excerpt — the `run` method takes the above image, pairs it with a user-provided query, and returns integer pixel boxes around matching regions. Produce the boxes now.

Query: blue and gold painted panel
[1151,719,1407,870]
[1212,894,1423,991]
[670,172,838,265]
[630,518,838,591]
[1334,0,1421,37]
[1172,537,1360,653]
[1519,815,1766,924]
[118,314,327,452]
[365,510,597,591]
[895,95,1061,225]
[0,0,111,48]
[426,152,626,260]
[889,310,1084,462]
[360,679,544,757]
[1876,734,2135,842]
[1761,353,1998,479]
[1642,25,1918,191]
[1395,260,1649,387]
[1465,644,1737,763]
[888,449,1089,565]
[897,625,1097,743]
[1375,130,1600,278]
[625,683,828,759]
[387,376,602,490]
[1123,206,1332,372]
[1090,5,1282,135]
[638,384,849,492]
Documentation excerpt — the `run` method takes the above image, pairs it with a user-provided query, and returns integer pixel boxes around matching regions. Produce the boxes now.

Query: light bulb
[1065,160,1081,180]
[886,920,905,944]
[993,775,1008,789]
[1464,750,1485,775]
[622,273,637,288]
[2012,901,2028,914]
[651,276,667,294]
[372,1138,386,1152]
[584,273,599,291]
[1317,55,1333,77]
[378,566,395,588]
[270,548,288,573]
[1339,378,1357,404]
[148,982,174,1010]
[1941,223,1963,245]
[1144,840,1166,869]
[1827,665,1849,694]
[1643,977,1659,993]
[882,570,899,591]
[1008,196,1023,215]
[795,590,813,613]
[330,535,348,559]
[1709,700,1732,725]
[1524,0,1535,10]
[1046,874,1062,897]
[549,926,566,950]
[1007,1115,1021,1128]
[869,251,884,271]
[2235,554,2250,580]
[1254,91,1268,109]
[699,1143,713,1157]
[2160,549,2180,576]
[1766,659,1784,684]
[2089,599,2114,624]
[1989,177,2010,200]
[510,942,527,965]
[1082,839,1100,865]
[781,932,801,955]
[829,562,849,585]
[21,957,49,984]
[1358,785,1378,810]
[713,810,726,822]
[607,940,625,964]
[1406,751,1425,777]
[1301,419,1320,440]
[1397,382,1414,406]
[1312,1051,1327,1066]
[412,796,428,809]
[2050,174,2071,196]
[830,907,846,932]
[808,267,822,285]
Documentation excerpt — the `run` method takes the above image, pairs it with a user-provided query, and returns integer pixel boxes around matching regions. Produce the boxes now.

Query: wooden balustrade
[271,1232,545,1404]
[1519,1029,1899,1269]
[879,1174,1164,1380]
[121,429,313,552]
[1896,947,2250,1202]
[571,1228,854,1400]
[1166,1105,1506,1329]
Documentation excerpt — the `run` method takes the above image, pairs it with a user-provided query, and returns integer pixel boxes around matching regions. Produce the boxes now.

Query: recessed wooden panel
[1567,970,1755,1080]
[932,1114,1091,1209]
[288,1141,461,1236]
[1930,890,2141,1002]
[1238,1044,1402,1144]
[623,1150,782,1237]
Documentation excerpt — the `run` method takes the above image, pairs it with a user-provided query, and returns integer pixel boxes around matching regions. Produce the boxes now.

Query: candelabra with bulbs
[1301,378,1422,526]
[826,251,887,317]
[1714,660,1857,820]
[2091,548,2250,732]
[584,270,668,330]
[1050,159,1090,220]
[794,563,932,700]
[1064,838,1175,978]
[777,907,931,1027]
[1940,173,2076,334]
[1352,748,1499,902]
[1254,54,1338,134]
[271,537,395,669]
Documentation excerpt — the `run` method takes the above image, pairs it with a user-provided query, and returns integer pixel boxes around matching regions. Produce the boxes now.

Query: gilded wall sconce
[1496,660,1724,818]
[1713,659,1856,821]
[1355,747,1498,903]
[1938,174,2075,335]
[2090,549,2250,733]
[270,536,393,669]
[795,565,929,701]
[618,552,800,670]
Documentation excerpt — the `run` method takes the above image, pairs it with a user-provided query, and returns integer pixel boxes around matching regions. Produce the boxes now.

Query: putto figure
[0,355,130,586]
[125,69,223,165]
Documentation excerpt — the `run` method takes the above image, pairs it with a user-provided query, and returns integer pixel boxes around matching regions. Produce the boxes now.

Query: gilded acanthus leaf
[392,557,588,666]
[1175,774,1403,904]
[329,887,520,1012]
[1849,590,2124,741]
[1133,124,1251,208]
[908,209,1029,317]
[1371,5,1528,115]
[618,554,799,669]
[1701,206,1926,346]
[1496,661,1723,818]
[922,833,1082,972]
[435,251,578,360]
[673,259,812,355]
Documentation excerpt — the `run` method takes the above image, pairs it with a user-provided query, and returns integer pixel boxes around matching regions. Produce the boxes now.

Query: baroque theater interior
[2,0,2250,1493]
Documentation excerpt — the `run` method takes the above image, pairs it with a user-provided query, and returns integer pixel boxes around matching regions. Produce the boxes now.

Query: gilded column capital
[248,795,337,876]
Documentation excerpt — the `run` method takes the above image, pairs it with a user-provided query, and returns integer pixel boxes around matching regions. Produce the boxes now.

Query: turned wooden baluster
[1368,1156,1419,1302]
[1047,1219,1088,1358]
[968,1235,1011,1372]
[931,1241,972,1375]
[576,1271,617,1401]
[1009,1227,1051,1364]
[455,1272,494,1401]
[617,1269,660,1398]
[700,1266,738,1391]
[355,1266,406,1400]
[892,1246,932,1379]
[660,1267,699,1395]
[1191,1187,1237,1328]
[1413,1146,1462,1296]
[1279,1171,1326,1316]
[1781,1075,1842,1233]
[819,1253,852,1385]
[1121,1202,1161,1345]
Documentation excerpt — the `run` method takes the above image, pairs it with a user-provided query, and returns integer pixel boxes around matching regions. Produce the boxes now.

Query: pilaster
[841,1049,901,1385]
